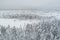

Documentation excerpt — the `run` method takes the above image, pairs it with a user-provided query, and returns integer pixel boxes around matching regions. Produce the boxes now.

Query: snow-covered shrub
[0,19,60,40]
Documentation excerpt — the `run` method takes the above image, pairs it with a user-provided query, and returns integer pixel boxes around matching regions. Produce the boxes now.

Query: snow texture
[0,10,60,40]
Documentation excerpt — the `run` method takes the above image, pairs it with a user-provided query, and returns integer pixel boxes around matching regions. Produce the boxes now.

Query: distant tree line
[1,14,55,20]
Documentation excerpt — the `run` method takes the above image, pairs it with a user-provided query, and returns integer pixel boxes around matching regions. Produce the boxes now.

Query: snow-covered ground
[0,18,40,29]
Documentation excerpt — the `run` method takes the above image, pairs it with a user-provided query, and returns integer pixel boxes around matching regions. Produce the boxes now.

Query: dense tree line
[1,14,53,20]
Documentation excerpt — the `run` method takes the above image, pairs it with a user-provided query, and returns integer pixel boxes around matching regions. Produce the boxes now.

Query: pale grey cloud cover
[0,0,60,10]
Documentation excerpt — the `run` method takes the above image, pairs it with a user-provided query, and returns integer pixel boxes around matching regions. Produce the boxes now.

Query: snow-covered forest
[0,10,60,40]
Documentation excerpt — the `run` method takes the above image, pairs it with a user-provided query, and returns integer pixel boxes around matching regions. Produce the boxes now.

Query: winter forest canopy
[0,10,60,40]
[0,0,60,40]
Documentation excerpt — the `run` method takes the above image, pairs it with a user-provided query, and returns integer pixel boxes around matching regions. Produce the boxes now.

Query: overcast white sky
[0,0,60,10]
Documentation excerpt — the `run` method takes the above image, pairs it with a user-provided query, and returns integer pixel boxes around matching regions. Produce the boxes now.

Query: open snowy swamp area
[0,10,60,40]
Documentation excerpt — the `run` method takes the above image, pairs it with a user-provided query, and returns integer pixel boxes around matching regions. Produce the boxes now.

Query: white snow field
[0,18,40,29]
